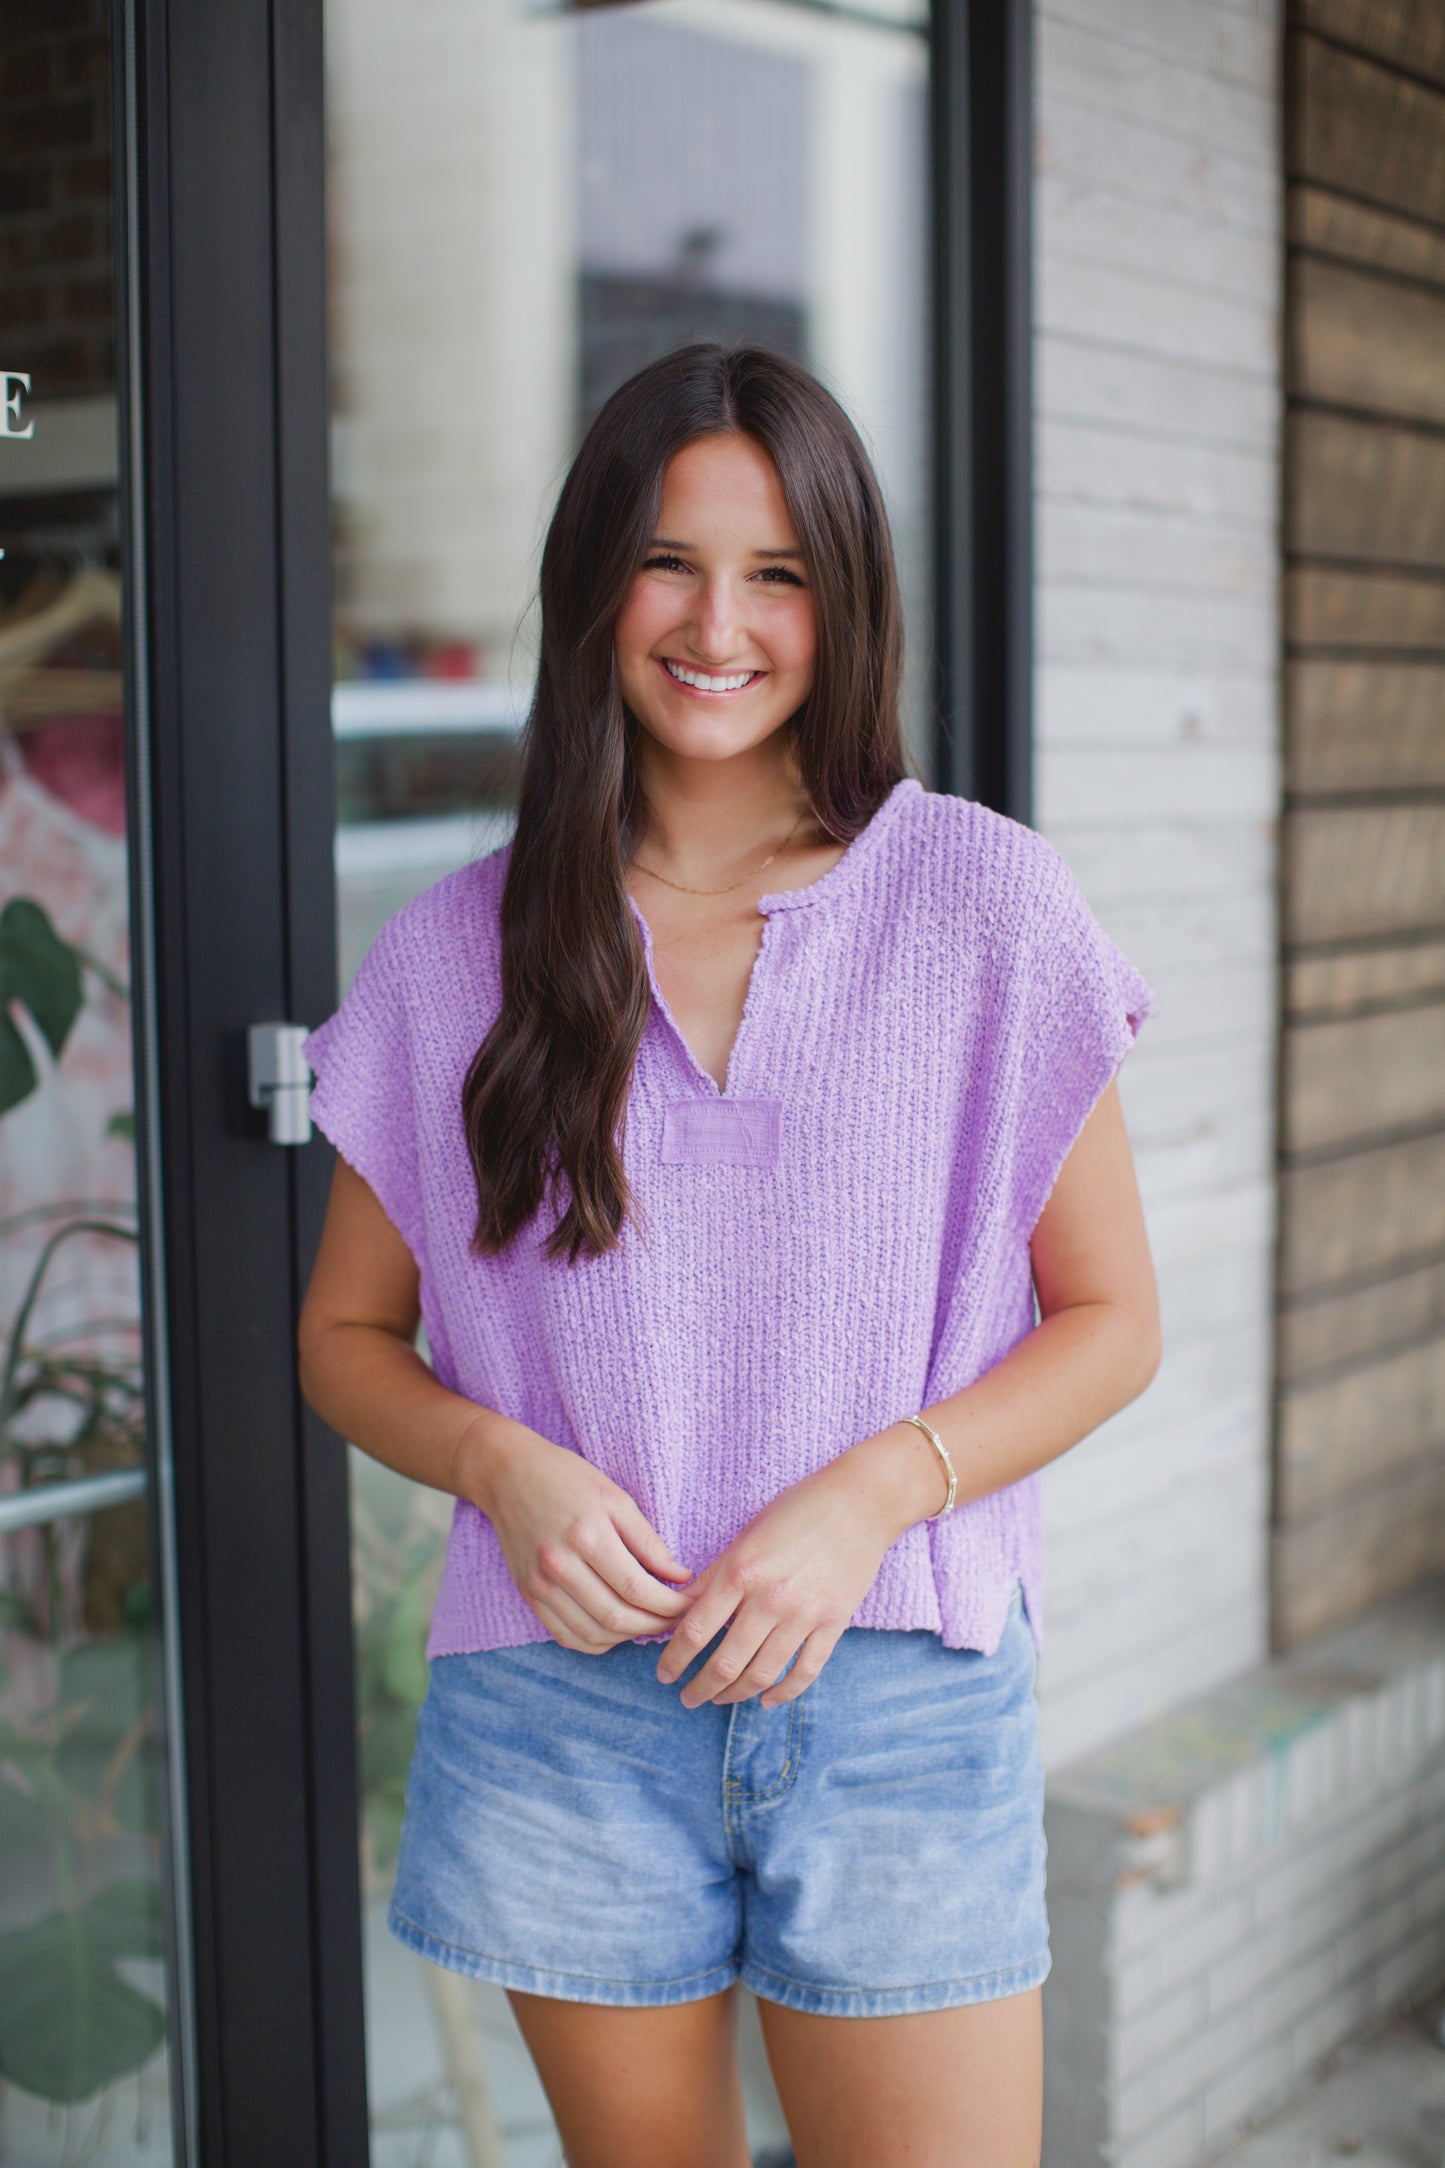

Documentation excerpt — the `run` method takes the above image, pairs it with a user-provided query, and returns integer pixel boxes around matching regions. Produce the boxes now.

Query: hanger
[0,567,123,725]
[0,566,121,670]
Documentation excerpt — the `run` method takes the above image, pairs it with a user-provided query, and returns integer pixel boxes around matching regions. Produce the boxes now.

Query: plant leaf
[0,899,84,1064]
[361,1703,417,1794]
[380,1576,431,1708]
[0,1723,53,1774]
[365,1782,408,1876]
[57,1638,149,1735]
[85,1878,165,1963]
[54,1635,157,1830]
[0,1899,165,2103]
[0,1767,52,1848]
[0,1010,37,1115]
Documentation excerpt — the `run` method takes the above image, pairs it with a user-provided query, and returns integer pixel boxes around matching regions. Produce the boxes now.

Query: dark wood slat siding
[1297,0,1445,93]
[1284,1004,1445,1154]
[1288,937,1445,1018]
[1289,255,1445,426]
[1289,660,1445,787]
[1280,1129,1445,1297]
[1288,411,1445,572]
[1293,35,1445,224]
[1276,8,1445,1647]
[1279,1255,1445,1385]
[1279,1335,1445,1519]
[1288,805,1445,944]
[1287,565,1445,650]
[1276,1463,1445,1649]
[1290,181,1445,287]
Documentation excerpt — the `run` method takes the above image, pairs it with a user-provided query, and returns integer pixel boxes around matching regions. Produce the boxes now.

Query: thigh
[759,1986,1042,2168]
[508,1986,752,2168]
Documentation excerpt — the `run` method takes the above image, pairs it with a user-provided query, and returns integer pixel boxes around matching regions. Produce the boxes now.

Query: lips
[662,658,761,694]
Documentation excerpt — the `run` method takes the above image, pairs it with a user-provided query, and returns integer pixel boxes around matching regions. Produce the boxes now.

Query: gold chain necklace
[630,807,807,897]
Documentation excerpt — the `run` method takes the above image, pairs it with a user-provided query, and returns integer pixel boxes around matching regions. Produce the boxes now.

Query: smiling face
[613,431,817,771]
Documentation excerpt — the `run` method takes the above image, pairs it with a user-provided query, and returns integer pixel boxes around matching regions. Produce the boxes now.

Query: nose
[688,574,747,664]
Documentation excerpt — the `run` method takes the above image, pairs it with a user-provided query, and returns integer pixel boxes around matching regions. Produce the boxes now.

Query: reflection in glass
[325,4,929,2156]
[0,7,176,2163]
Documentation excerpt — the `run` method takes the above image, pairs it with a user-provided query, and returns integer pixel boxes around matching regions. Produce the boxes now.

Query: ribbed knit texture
[305,778,1155,1662]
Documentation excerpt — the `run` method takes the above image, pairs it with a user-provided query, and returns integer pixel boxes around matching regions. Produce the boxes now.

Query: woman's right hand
[300,1160,688,1653]
[466,1421,693,1653]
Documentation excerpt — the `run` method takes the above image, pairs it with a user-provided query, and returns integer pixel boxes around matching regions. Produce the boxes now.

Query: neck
[630,737,811,879]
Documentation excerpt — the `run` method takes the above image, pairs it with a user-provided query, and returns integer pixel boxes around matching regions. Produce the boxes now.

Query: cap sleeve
[1007,839,1156,1243]
[303,915,426,1268]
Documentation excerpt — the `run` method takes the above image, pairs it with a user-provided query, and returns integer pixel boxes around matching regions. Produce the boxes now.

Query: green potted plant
[0,896,165,2120]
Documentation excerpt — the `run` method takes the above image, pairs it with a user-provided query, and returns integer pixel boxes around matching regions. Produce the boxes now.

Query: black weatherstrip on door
[930,0,1034,820]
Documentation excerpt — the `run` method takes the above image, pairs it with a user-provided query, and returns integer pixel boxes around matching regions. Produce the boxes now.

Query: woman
[299,343,1160,2168]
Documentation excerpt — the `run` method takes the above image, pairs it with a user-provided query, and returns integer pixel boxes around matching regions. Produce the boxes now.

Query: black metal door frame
[932,0,1034,819]
[120,0,365,2157]
[116,0,1031,2157]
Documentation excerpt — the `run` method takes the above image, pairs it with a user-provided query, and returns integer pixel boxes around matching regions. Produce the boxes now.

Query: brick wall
[1044,1580,1445,2165]
[1032,0,1284,1769]
[0,0,114,402]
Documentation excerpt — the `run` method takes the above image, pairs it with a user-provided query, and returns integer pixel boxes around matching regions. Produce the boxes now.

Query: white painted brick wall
[1032,0,1284,1770]
[1043,1583,1445,2166]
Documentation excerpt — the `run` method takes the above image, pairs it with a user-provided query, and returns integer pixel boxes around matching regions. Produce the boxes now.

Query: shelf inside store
[331,678,529,739]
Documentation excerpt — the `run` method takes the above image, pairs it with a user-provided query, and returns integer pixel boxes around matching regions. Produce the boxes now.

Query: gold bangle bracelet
[902,1411,957,1521]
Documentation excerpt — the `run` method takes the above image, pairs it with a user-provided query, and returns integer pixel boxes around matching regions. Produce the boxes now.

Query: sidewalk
[1207,1996,1445,2166]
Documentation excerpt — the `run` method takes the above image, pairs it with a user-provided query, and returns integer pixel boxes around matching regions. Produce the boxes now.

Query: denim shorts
[388,1582,1049,2017]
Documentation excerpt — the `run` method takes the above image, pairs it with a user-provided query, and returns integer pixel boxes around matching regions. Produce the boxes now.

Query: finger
[550,1552,684,1642]
[760,1627,839,1708]
[679,1608,773,1709]
[527,1583,619,1654]
[610,1495,693,1585]
[711,1625,808,1707]
[591,1521,692,1616]
[654,1574,740,1685]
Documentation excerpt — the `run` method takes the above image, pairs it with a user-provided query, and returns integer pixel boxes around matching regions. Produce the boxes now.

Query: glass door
[321,1,930,2159]
[0,7,182,2161]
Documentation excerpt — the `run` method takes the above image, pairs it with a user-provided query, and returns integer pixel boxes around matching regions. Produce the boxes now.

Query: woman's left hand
[656,1422,946,1710]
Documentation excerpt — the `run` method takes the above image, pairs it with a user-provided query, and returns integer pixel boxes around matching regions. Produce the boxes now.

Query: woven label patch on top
[659,1098,782,1168]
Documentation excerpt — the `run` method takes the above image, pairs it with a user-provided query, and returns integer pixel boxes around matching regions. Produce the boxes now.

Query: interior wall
[324,0,576,665]
[1273,0,1445,1649]
[1031,0,1284,1769]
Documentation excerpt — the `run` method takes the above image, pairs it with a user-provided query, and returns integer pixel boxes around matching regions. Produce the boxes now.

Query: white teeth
[664,660,756,692]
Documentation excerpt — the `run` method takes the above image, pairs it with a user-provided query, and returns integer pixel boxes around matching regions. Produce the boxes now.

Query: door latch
[247,1022,313,1145]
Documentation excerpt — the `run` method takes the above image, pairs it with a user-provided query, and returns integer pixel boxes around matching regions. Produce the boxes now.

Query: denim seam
[388,1900,739,1997]
[720,1705,748,1869]
[722,1690,806,1869]
[743,1946,1052,2005]
[740,1691,806,1808]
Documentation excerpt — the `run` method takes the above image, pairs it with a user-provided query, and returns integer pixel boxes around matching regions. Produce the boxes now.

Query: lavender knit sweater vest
[305,778,1155,1661]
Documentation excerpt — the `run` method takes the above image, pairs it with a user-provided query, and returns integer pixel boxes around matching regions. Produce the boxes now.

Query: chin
[642,713,789,763]
[625,688,792,756]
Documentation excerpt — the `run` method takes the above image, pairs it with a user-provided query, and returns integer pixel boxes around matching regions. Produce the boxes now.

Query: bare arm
[661,1077,1161,1707]
[298,1156,693,1649]
[902,1068,1161,1511]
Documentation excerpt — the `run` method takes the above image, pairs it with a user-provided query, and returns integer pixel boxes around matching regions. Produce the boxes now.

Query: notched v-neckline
[626,892,775,1099]
[622,778,918,1096]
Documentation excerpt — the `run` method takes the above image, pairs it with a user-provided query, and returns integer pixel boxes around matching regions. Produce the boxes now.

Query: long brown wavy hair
[464,342,910,1263]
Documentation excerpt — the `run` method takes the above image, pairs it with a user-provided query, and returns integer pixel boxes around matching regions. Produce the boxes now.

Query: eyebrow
[649,537,803,559]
